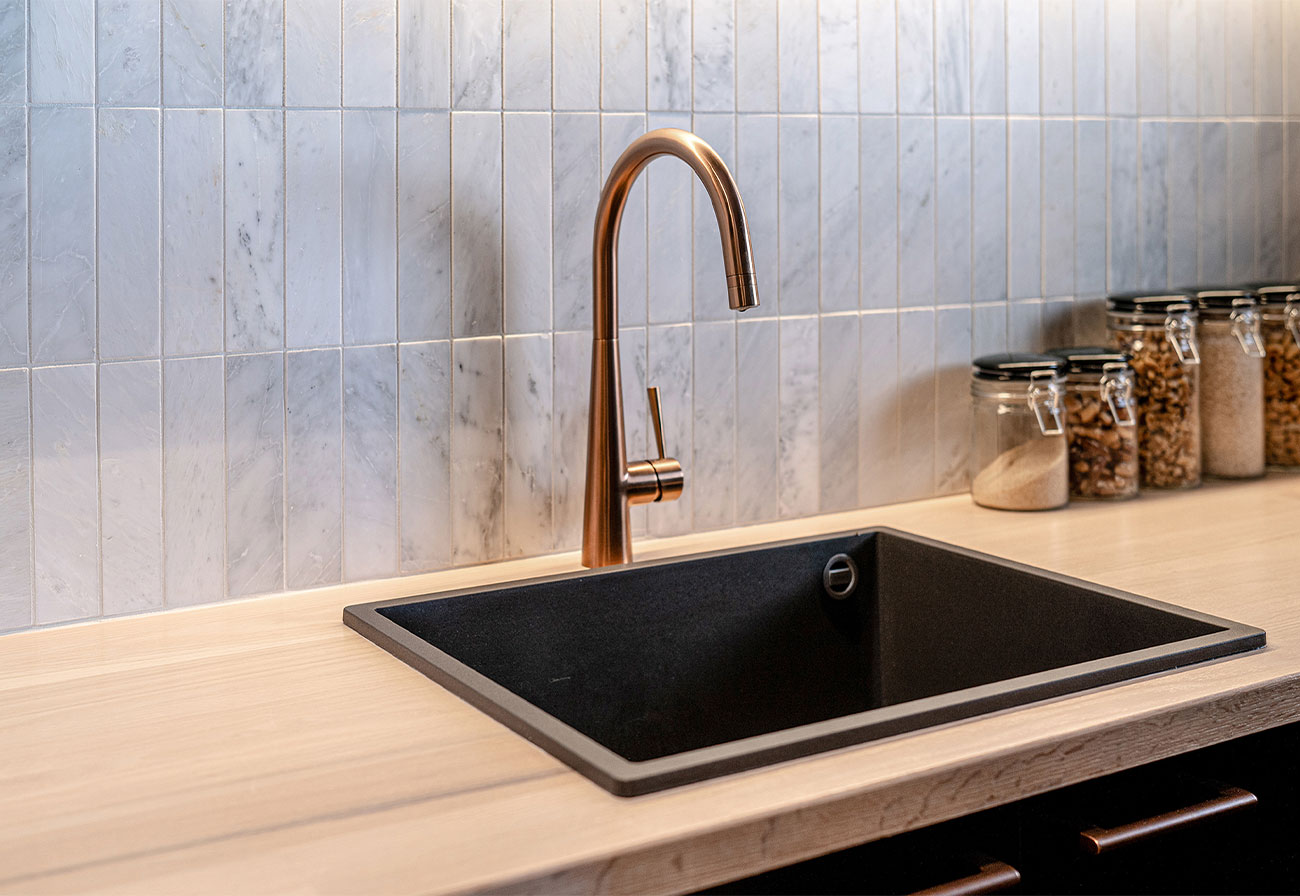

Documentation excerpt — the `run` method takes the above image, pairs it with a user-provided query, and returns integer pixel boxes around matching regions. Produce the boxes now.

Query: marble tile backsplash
[1,0,1299,632]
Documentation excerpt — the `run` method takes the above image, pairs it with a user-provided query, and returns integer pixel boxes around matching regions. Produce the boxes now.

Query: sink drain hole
[822,553,858,600]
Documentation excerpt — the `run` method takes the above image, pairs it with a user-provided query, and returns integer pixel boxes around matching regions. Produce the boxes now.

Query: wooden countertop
[4,477,1300,895]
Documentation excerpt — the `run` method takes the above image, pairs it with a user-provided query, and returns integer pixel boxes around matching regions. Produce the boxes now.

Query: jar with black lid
[1106,292,1201,489]
[1246,283,1300,468]
[1046,347,1139,500]
[970,354,1068,511]
[1187,287,1265,479]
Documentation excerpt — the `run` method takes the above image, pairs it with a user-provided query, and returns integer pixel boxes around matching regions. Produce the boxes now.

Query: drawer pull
[1079,785,1258,856]
[910,860,1022,896]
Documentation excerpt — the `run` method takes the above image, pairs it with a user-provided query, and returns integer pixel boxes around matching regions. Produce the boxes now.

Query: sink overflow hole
[822,554,858,600]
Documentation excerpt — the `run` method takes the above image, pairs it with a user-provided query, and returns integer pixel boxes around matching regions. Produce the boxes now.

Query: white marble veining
[343,345,398,581]
[1041,0,1072,115]
[778,316,818,518]
[1198,121,1229,284]
[225,111,285,352]
[819,315,859,513]
[692,0,734,113]
[935,118,971,306]
[603,113,648,328]
[691,114,733,322]
[1227,122,1258,282]
[552,112,599,330]
[602,0,645,111]
[30,108,95,365]
[859,0,896,113]
[898,118,935,307]
[647,324,692,535]
[1005,0,1038,115]
[30,0,93,103]
[504,334,554,557]
[32,364,99,624]
[343,110,398,344]
[163,356,225,607]
[225,0,283,106]
[398,342,452,573]
[1008,120,1042,301]
[1168,0,1198,116]
[0,369,30,630]
[0,0,24,104]
[98,109,160,360]
[163,0,223,106]
[1042,120,1074,299]
[163,110,223,356]
[98,0,161,104]
[451,0,501,110]
[225,352,284,597]
[858,311,900,507]
[99,361,163,617]
[504,0,551,111]
[550,329,588,550]
[1226,0,1255,117]
[397,112,451,341]
[820,116,859,313]
[451,112,504,338]
[451,337,504,563]
[692,320,735,529]
[896,309,935,502]
[344,0,396,107]
[1137,0,1168,116]
[861,117,898,311]
[554,0,599,110]
[1108,119,1139,291]
[647,0,691,111]
[735,317,779,523]
[735,114,778,318]
[286,0,341,106]
[1074,0,1106,115]
[971,118,1006,304]
[1198,0,1226,116]
[399,0,450,107]
[779,0,818,113]
[505,113,553,335]
[1107,0,1137,116]
[1257,123,1284,279]
[933,0,969,115]
[1166,123,1199,288]
[285,348,342,589]
[0,108,23,366]
[779,116,819,315]
[935,306,971,494]
[818,0,857,114]
[969,0,1004,114]
[643,112,691,324]
[897,0,934,114]
[736,0,776,113]
[1138,122,1169,292]
[286,111,342,349]
[1074,121,1107,297]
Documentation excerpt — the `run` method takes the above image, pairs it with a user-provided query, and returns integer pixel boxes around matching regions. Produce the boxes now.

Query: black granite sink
[343,528,1264,796]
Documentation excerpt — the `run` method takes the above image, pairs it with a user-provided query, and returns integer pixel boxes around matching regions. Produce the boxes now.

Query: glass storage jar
[1106,292,1202,490]
[1248,283,1300,468]
[1188,288,1266,479]
[1046,347,1140,500]
[970,354,1068,511]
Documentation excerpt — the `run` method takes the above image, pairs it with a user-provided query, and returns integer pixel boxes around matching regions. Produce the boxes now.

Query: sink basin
[343,528,1264,796]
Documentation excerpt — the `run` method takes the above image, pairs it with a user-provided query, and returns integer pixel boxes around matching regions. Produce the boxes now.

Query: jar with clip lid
[1046,347,1139,500]
[1188,288,1266,480]
[1247,283,1300,468]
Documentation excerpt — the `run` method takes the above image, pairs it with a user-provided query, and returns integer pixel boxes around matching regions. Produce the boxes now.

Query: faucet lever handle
[647,386,667,459]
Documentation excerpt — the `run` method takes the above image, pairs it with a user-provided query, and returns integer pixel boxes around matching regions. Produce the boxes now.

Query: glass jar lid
[1106,291,1197,314]
[1045,346,1131,377]
[1244,282,1300,306]
[971,353,1065,382]
[1187,286,1259,317]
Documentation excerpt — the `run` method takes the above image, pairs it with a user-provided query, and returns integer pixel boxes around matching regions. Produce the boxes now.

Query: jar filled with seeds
[1106,292,1202,489]
[970,354,1069,511]
[1189,288,1266,479]
[1046,347,1140,500]
[1248,283,1300,468]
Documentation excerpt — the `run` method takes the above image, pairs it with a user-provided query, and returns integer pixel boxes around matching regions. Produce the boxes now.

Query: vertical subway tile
[819,315,859,513]
[452,111,504,337]
[225,0,284,106]
[779,116,819,315]
[896,308,935,500]
[163,0,222,106]
[504,334,554,556]
[551,329,588,549]
[1254,1,1283,116]
[1287,123,1300,278]
[778,316,818,518]
[935,305,971,493]
[1197,0,1225,116]
[30,0,94,102]
[1167,0,1197,116]
[1042,298,1073,349]
[899,118,936,308]
[0,0,25,104]
[285,348,342,590]
[692,113,733,321]
[286,111,342,348]
[859,0,897,114]
[398,111,451,341]
[604,112,648,328]
[618,325,648,535]
[692,321,736,529]
[778,0,818,113]
[693,0,734,112]
[859,311,900,507]
[972,118,1007,304]
[1008,299,1042,350]
[1040,0,1072,115]
[1137,0,1168,116]
[1287,3,1300,118]
[98,108,160,360]
[505,113,553,334]
[1199,121,1228,283]
[1227,122,1257,282]
[399,0,451,107]
[286,0,341,106]
[1108,120,1139,292]
[553,112,600,330]
[972,301,1007,357]
[1005,0,1038,114]
[647,111,693,323]
[1107,0,1137,116]
[1166,122,1199,288]
[451,0,502,109]
[504,0,551,110]
[343,110,398,344]
[163,358,225,608]
[98,0,161,104]
[0,107,24,365]
[344,0,396,106]
[553,0,599,110]
[225,352,284,597]
[32,364,99,624]
[1075,120,1107,297]
[820,117,859,312]
[934,0,969,115]
[398,340,452,572]
[647,324,692,534]
[736,114,778,317]
[1139,121,1169,292]
[163,110,223,356]
[1042,120,1074,299]
[1225,0,1253,117]
[0,369,30,630]
[225,110,284,352]
[30,107,94,365]
[451,337,505,563]
[100,361,163,617]
[647,0,691,111]
[1256,123,1284,280]
[819,0,858,114]
[1008,119,1042,300]
[1073,0,1105,115]
[343,345,398,581]
[736,0,777,113]
[897,0,935,114]
[861,117,899,310]
[935,118,971,306]
[736,317,779,523]
[970,0,1004,114]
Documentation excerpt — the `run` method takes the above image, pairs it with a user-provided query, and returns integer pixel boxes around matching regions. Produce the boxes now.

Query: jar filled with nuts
[1248,283,1300,468]
[1188,288,1266,480]
[1106,293,1202,489]
[1046,347,1140,500]
[970,354,1069,511]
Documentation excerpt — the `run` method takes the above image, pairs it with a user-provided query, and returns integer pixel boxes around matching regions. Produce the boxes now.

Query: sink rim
[342,527,1265,797]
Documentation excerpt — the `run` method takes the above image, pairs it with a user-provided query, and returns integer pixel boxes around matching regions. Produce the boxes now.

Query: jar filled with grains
[970,354,1069,511]
[1105,293,1202,490]
[1247,283,1300,468]
[1189,288,1266,480]
[1046,347,1140,500]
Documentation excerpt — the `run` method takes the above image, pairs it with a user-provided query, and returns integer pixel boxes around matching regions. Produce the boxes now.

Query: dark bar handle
[909,860,1022,896]
[1079,785,1258,856]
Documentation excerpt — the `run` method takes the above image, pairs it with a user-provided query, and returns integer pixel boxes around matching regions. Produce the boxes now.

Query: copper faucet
[581,128,760,568]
